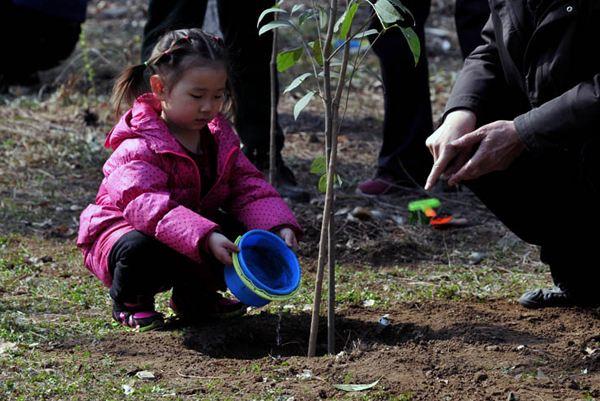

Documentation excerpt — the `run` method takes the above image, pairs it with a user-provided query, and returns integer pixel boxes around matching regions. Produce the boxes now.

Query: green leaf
[373,0,402,25]
[318,70,341,79]
[317,173,342,192]
[318,174,328,193]
[276,47,303,72]
[258,20,293,36]
[284,72,313,94]
[333,379,380,392]
[400,26,420,65]
[353,29,378,39]
[298,9,316,26]
[310,156,326,175]
[291,4,305,15]
[257,7,288,28]
[318,6,327,29]
[293,91,315,120]
[310,40,323,66]
[386,0,413,20]
[334,1,359,39]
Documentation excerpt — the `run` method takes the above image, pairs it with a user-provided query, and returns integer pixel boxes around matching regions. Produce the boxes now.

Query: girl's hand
[207,232,239,265]
[277,228,299,251]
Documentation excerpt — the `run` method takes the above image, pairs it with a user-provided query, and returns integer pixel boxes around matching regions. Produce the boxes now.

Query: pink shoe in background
[357,174,404,196]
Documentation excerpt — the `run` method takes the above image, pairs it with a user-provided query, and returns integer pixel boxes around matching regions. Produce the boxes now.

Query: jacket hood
[104,92,229,154]
[105,93,167,150]
[105,93,174,150]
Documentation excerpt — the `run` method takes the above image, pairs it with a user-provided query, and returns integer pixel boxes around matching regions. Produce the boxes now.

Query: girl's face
[151,65,228,137]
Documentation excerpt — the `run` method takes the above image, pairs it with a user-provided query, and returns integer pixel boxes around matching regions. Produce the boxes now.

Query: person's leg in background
[0,0,84,91]
[141,0,208,61]
[466,144,600,308]
[217,0,308,201]
[358,0,433,195]
[216,0,280,163]
[454,0,490,59]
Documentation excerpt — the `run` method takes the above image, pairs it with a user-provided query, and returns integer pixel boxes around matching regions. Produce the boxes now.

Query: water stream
[275,308,282,347]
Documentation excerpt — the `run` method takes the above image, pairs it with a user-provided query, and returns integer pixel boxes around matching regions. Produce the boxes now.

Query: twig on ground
[176,371,225,380]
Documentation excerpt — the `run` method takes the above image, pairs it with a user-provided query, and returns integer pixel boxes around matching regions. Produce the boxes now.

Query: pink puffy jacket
[77,93,301,287]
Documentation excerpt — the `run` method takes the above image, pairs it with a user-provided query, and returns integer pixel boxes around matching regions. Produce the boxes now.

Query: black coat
[445,0,600,153]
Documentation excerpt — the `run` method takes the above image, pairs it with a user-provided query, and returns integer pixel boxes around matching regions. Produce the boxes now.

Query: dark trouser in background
[369,0,489,184]
[0,0,81,85]
[455,0,491,58]
[142,0,283,157]
[369,0,433,184]
[108,230,227,311]
[466,140,600,298]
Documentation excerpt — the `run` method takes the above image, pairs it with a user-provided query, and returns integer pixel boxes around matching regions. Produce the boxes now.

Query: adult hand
[424,109,477,190]
[277,227,299,251]
[207,232,239,265]
[446,120,525,186]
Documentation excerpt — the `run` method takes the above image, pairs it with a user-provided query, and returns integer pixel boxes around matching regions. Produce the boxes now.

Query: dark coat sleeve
[443,17,509,120]
[514,74,600,152]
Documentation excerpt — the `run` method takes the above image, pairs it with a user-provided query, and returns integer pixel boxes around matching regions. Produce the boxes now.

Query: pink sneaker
[357,174,403,196]
[112,302,164,332]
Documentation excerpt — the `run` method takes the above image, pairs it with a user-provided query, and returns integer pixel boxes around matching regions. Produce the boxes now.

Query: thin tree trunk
[308,0,338,358]
[269,14,278,185]
[313,94,341,355]
[327,212,335,354]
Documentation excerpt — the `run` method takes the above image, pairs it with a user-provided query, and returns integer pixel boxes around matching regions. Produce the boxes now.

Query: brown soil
[76,301,600,400]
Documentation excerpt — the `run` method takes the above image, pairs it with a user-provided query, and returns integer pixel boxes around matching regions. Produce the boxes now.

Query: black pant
[455,0,491,58]
[466,141,600,296]
[369,0,433,184]
[369,0,489,184]
[0,0,81,83]
[142,0,283,154]
[108,230,226,308]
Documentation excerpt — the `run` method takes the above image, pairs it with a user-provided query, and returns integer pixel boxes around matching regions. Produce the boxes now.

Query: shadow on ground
[178,310,547,360]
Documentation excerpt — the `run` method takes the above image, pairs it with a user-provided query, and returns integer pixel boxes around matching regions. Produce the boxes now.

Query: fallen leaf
[122,384,134,395]
[378,315,391,327]
[0,341,18,355]
[334,379,380,392]
[296,369,313,381]
[135,370,156,380]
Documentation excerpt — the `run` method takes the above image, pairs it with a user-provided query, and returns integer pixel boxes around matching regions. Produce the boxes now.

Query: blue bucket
[224,229,301,307]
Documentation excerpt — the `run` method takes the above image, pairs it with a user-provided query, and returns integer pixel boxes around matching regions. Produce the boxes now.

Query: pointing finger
[425,145,457,190]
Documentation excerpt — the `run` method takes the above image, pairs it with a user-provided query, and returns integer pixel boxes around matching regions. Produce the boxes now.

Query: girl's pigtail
[224,79,237,124]
[110,63,148,119]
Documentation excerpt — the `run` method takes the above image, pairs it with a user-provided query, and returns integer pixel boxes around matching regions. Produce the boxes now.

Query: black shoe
[274,164,310,203]
[275,161,298,186]
[518,287,575,309]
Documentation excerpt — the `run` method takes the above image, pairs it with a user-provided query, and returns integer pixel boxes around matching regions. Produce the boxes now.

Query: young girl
[77,28,301,331]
